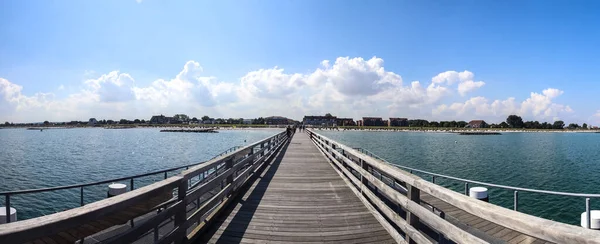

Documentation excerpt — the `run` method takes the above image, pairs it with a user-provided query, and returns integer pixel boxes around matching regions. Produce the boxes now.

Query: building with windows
[362,117,385,126]
[303,115,337,126]
[336,118,355,126]
[389,118,409,127]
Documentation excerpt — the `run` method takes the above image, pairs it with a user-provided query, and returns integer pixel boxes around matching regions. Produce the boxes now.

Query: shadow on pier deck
[197,132,394,243]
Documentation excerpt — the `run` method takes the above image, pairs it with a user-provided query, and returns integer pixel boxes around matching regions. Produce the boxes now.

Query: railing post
[406,185,420,244]
[464,182,469,195]
[586,198,591,229]
[360,159,368,194]
[226,157,234,190]
[164,171,168,179]
[174,179,188,244]
[514,191,518,211]
[5,194,11,223]
[80,187,84,206]
[130,178,134,191]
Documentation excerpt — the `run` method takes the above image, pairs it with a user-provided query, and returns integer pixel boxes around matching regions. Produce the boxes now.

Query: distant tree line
[495,115,587,130]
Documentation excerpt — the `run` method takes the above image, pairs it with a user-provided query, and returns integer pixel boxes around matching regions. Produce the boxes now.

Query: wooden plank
[0,179,179,244]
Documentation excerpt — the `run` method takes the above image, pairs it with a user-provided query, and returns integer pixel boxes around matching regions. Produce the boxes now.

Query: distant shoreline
[2,124,599,133]
[313,127,600,133]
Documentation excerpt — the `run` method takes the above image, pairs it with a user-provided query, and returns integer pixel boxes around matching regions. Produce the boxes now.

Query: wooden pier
[2,130,600,244]
[198,132,395,243]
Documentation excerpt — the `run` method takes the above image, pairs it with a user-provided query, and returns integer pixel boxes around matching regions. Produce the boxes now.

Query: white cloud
[432,70,485,96]
[135,0,143,3]
[0,57,584,124]
[432,70,473,85]
[85,71,135,102]
[457,80,485,96]
[433,88,573,121]
[307,57,402,96]
[240,67,305,99]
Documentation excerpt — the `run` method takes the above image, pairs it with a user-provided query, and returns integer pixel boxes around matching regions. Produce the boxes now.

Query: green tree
[567,123,580,129]
[191,117,198,122]
[43,121,50,126]
[499,122,509,128]
[253,117,265,124]
[583,123,588,129]
[201,115,210,121]
[552,120,565,129]
[174,114,189,122]
[4,122,9,126]
[133,119,141,123]
[141,119,146,124]
[457,121,467,128]
[325,113,333,117]
[429,121,440,127]
[506,115,524,128]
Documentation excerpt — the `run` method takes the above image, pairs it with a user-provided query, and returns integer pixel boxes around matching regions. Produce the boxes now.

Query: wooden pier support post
[406,185,420,244]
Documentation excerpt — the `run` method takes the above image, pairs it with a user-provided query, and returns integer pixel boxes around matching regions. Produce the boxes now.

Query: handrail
[352,147,600,198]
[0,146,240,196]
[308,129,600,244]
[0,131,288,244]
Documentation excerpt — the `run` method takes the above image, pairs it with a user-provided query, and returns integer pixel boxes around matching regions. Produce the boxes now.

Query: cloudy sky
[1,1,599,124]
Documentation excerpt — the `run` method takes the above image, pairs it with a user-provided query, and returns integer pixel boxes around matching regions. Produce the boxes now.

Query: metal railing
[351,147,600,229]
[0,145,241,224]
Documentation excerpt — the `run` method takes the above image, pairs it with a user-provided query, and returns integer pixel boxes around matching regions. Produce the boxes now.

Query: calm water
[0,128,280,220]
[316,130,600,225]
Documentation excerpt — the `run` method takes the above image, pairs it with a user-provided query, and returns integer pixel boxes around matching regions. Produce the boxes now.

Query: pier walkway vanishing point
[2,129,600,244]
[198,131,395,243]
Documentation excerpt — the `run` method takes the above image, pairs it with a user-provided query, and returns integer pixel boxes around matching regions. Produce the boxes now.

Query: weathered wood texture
[419,193,549,244]
[198,132,395,244]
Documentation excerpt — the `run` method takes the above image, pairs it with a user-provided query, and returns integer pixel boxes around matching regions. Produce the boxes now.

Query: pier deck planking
[198,132,394,243]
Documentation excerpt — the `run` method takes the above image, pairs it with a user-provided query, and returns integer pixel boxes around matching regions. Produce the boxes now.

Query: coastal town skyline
[3,113,596,130]
[2,1,600,124]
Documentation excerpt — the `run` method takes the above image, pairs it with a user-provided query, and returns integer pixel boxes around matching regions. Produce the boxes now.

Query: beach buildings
[150,115,176,124]
[389,118,409,127]
[336,118,355,126]
[303,115,337,126]
[362,117,385,126]
[466,120,488,128]
[265,116,292,125]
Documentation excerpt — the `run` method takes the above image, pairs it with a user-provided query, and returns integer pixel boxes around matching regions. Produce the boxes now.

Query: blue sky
[1,0,599,124]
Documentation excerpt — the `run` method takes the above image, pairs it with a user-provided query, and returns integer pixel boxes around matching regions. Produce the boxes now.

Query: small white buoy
[581,210,600,229]
[469,187,489,202]
[0,207,17,224]
[108,183,127,197]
